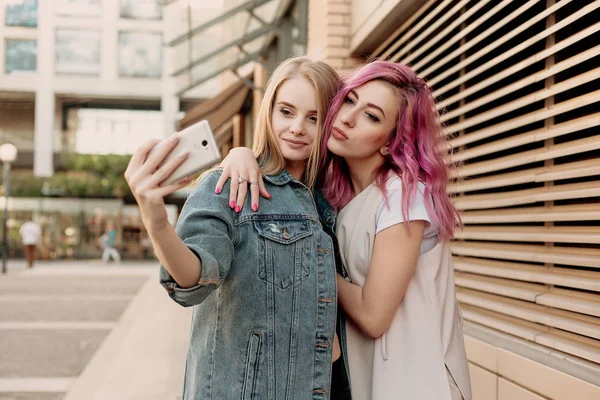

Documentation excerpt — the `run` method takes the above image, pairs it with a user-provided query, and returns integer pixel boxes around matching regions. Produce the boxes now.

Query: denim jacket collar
[263,170,336,229]
[263,169,294,186]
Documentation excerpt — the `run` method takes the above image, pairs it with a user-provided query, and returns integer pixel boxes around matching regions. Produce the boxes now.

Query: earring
[380,147,389,156]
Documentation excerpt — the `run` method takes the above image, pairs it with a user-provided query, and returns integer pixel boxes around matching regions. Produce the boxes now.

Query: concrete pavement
[0,260,192,400]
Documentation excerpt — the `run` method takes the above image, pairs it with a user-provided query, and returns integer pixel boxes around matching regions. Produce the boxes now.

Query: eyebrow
[349,89,386,117]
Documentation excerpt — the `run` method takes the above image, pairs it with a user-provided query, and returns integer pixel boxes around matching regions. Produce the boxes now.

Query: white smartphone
[151,120,222,186]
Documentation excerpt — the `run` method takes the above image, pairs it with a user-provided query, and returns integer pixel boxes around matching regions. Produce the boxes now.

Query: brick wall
[308,0,360,72]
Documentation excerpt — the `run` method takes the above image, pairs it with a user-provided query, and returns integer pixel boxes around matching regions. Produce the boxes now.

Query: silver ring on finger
[237,177,247,184]
[250,180,259,186]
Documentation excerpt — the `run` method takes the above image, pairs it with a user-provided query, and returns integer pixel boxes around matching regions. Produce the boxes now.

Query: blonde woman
[124,57,351,399]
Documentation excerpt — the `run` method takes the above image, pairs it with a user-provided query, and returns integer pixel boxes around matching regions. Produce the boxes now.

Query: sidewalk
[0,259,191,400]
[61,263,192,400]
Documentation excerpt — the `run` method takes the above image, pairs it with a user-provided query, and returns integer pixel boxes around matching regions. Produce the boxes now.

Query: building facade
[305,0,599,398]
[0,0,223,176]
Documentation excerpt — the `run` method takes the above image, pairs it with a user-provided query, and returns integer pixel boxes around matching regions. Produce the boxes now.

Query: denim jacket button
[282,231,291,240]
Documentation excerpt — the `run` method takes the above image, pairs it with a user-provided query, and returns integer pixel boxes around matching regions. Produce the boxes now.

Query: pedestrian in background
[19,219,41,268]
[101,221,121,265]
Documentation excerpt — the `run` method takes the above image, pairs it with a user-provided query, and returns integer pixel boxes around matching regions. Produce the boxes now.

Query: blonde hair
[252,56,341,190]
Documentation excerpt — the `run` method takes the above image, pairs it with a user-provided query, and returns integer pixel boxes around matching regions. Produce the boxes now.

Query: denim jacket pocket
[242,331,263,400]
[254,219,313,289]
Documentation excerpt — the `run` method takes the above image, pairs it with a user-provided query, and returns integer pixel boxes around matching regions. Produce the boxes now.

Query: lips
[282,138,308,148]
[331,127,348,141]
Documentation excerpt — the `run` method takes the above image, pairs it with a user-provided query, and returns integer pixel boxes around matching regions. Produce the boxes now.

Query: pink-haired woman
[218,60,472,400]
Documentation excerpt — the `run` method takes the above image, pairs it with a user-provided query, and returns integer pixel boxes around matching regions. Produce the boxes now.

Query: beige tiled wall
[465,335,600,400]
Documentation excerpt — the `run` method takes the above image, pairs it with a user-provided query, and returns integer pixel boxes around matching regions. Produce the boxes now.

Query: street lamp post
[0,143,18,274]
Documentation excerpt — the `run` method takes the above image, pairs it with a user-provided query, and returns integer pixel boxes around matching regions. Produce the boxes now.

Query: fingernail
[169,135,179,142]
[180,151,189,158]
[235,206,241,213]
[266,193,272,199]
[252,204,258,212]
[215,188,221,194]
[230,201,235,208]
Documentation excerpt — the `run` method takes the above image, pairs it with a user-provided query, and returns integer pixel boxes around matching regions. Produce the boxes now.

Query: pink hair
[320,60,461,241]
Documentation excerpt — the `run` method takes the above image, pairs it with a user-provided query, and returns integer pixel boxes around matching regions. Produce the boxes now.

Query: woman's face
[271,76,318,168]
[327,80,399,161]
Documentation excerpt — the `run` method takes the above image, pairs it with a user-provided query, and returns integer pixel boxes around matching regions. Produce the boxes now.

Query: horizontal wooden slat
[456,272,600,317]
[453,256,600,292]
[449,89,600,148]
[536,293,600,318]
[457,289,600,339]
[428,0,585,88]
[451,159,600,193]
[435,13,600,102]
[462,309,600,364]
[370,0,437,60]
[455,134,600,180]
[445,67,600,135]
[454,226,600,244]
[455,272,546,301]
[377,0,449,61]
[418,0,544,78]
[412,0,514,71]
[391,0,471,64]
[454,181,600,210]
[438,38,600,112]
[451,242,600,268]
[451,114,600,165]
[402,0,491,66]
[459,204,600,224]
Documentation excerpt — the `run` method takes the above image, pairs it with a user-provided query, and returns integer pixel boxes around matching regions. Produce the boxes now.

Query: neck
[345,153,386,196]
[285,160,306,182]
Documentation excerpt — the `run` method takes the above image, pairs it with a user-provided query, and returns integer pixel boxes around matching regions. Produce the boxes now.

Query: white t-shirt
[19,221,41,245]
[375,177,439,254]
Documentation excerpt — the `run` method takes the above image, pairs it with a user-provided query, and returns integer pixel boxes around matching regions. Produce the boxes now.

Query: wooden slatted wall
[369,0,600,366]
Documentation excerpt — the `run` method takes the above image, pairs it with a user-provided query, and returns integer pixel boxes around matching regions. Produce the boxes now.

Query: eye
[280,108,293,116]
[308,115,318,124]
[345,96,355,105]
[366,113,380,122]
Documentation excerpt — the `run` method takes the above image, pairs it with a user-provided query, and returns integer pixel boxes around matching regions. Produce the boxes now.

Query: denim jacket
[160,169,347,400]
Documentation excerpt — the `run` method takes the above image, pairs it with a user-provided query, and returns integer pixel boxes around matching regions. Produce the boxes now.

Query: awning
[167,0,307,96]
[178,74,251,147]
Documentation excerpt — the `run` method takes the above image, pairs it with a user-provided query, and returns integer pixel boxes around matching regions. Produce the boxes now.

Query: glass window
[5,39,36,73]
[55,29,101,75]
[120,0,162,20]
[55,0,102,17]
[5,0,37,27]
[118,31,162,78]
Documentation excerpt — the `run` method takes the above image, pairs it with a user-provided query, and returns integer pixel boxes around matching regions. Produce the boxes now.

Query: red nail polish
[230,201,235,208]
[235,206,241,213]
[215,188,221,194]
[252,204,258,212]
[266,193,272,199]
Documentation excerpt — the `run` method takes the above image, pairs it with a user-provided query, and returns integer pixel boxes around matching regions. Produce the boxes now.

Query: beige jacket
[336,179,472,400]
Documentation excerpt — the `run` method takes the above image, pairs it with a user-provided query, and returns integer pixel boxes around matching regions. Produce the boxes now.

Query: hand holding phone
[149,120,222,186]
[125,120,222,233]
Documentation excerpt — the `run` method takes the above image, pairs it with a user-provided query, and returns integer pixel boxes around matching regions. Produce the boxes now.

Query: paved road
[0,260,155,400]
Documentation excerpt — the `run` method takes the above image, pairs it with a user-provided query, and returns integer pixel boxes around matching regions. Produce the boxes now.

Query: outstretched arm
[125,137,201,288]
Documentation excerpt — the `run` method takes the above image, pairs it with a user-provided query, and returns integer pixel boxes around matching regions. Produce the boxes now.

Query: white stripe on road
[0,295,132,302]
[0,377,75,392]
[0,321,115,330]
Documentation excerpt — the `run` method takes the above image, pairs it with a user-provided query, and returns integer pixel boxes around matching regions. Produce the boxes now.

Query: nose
[290,117,305,136]
[340,108,355,128]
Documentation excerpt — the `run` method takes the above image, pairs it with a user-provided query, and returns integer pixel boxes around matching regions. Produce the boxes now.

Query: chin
[327,138,346,157]
[281,150,310,162]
